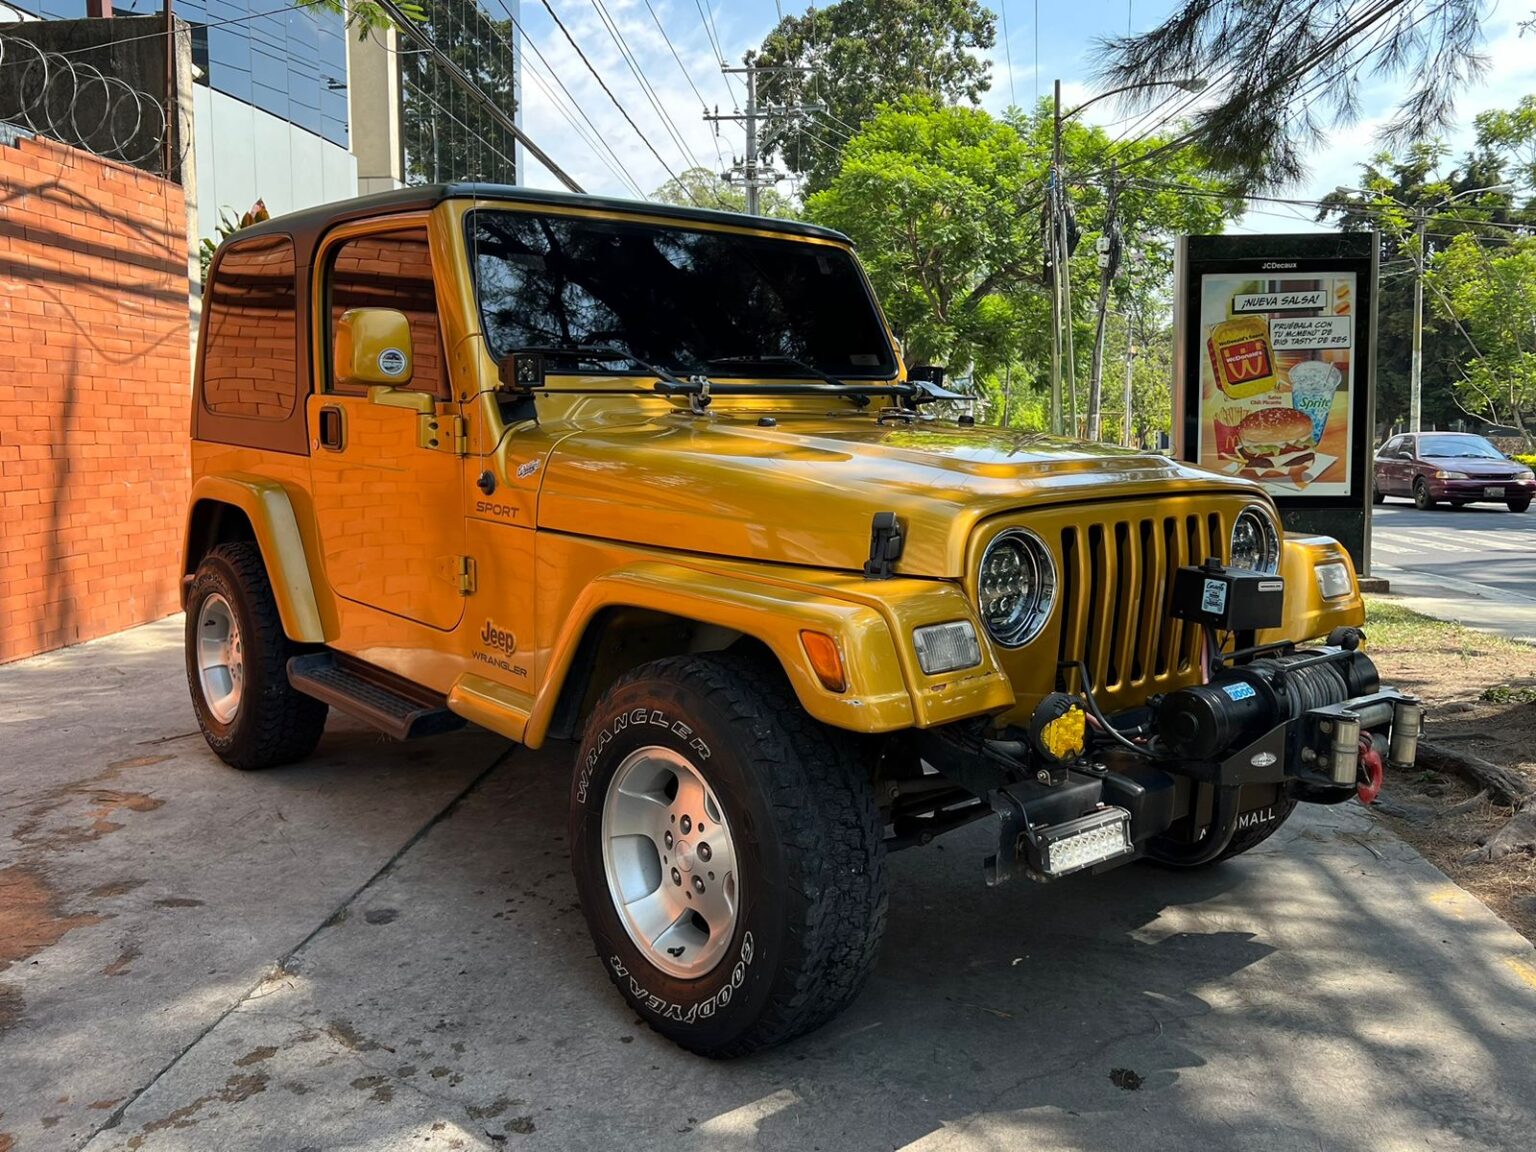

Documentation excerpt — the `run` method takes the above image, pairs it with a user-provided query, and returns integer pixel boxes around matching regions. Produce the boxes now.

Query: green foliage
[1426,234,1536,440]
[651,167,798,218]
[750,0,996,193]
[198,199,270,279]
[1317,130,1535,430]
[805,96,1240,411]
[1095,1,1485,189]
[307,0,426,39]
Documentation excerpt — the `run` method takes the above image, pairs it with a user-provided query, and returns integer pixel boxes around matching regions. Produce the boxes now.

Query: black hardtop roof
[235,183,850,250]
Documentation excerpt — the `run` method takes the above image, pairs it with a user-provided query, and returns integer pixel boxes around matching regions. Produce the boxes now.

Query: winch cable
[1063,660,1153,758]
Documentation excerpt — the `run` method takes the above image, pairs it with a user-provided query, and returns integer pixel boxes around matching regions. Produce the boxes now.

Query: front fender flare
[184,474,325,642]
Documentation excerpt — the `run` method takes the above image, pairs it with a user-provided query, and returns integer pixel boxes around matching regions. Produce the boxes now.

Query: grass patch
[1364,596,1529,658]
[1480,683,1536,705]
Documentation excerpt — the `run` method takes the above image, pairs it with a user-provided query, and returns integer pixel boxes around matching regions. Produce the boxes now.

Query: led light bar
[913,620,982,675]
[1036,808,1134,877]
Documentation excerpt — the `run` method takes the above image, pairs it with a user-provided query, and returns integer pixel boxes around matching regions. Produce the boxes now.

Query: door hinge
[419,413,468,456]
[454,556,477,595]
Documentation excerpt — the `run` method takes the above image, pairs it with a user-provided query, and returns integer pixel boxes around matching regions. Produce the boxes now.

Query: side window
[202,234,299,419]
[1400,437,1415,459]
[1380,436,1402,457]
[326,229,444,397]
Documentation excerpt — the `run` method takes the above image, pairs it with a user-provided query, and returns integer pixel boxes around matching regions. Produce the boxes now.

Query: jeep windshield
[467,210,898,381]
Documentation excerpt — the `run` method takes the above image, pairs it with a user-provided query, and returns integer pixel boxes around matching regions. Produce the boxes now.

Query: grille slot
[1056,506,1227,704]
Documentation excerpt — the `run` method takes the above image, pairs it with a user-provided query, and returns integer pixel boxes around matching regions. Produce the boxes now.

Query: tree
[750,0,996,194]
[1426,235,1536,441]
[1317,123,1534,430]
[400,0,520,184]
[805,96,1240,428]
[1094,1,1487,188]
[651,167,798,218]
[804,97,1036,371]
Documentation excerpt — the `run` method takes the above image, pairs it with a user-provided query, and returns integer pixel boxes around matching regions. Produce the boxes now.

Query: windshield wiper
[705,354,855,389]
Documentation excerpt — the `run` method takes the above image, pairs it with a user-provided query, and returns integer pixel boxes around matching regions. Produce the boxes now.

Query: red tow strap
[1357,739,1384,805]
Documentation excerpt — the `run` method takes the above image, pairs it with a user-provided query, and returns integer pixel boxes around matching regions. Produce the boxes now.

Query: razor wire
[0,31,173,172]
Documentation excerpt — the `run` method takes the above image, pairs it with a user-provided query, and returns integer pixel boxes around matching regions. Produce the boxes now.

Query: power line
[1000,1,1016,108]
[643,0,727,169]
[705,63,823,214]
[376,0,582,192]
[588,0,703,174]
[482,0,647,195]
[537,0,695,200]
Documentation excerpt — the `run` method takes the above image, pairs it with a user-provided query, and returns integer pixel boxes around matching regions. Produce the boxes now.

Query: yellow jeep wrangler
[183,185,1421,1057]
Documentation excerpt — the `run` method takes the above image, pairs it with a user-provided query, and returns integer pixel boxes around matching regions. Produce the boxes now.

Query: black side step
[287,653,467,741]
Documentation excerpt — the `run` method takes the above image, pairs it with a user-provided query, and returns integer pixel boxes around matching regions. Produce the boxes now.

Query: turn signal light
[801,630,847,693]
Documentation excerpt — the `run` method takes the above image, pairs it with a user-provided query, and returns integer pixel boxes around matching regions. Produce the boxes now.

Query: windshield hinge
[686,375,712,415]
[453,556,477,595]
[863,512,905,580]
[419,412,468,455]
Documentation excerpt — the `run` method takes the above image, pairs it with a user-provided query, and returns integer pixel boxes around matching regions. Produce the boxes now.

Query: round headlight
[977,529,1056,647]
[1230,505,1280,574]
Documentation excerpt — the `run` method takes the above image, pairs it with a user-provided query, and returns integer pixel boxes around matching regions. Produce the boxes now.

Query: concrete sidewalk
[1373,563,1536,644]
[3,620,1536,1151]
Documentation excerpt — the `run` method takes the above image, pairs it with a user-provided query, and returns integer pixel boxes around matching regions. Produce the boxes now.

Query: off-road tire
[568,652,887,1057]
[185,542,328,770]
[1508,496,1531,513]
[1413,478,1436,510]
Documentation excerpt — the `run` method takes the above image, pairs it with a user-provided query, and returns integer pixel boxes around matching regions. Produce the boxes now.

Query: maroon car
[1374,432,1535,511]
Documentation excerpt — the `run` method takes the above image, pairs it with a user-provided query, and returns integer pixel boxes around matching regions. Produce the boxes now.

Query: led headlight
[1230,505,1281,574]
[976,529,1056,647]
[1315,560,1353,600]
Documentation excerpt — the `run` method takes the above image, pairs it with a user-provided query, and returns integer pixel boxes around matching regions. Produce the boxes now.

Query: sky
[512,1,1536,234]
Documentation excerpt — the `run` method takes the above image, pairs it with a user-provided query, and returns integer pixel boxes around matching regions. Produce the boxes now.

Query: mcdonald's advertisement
[1195,272,1355,497]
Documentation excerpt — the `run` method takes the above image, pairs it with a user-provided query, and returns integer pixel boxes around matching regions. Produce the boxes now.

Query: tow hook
[1357,737,1384,805]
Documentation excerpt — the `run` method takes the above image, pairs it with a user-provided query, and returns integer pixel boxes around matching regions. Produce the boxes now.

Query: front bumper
[917,676,1423,885]
[1428,477,1536,501]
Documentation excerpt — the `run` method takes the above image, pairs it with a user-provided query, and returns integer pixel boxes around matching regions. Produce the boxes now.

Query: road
[3,619,1536,1152]
[1371,501,1536,640]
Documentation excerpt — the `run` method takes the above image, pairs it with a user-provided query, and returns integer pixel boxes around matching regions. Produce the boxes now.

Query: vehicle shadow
[107,745,1533,1152]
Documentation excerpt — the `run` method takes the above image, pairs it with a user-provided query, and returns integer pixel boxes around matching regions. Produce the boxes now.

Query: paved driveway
[3,620,1535,1152]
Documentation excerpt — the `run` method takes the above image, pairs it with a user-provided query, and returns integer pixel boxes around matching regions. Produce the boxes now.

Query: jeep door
[306,218,467,632]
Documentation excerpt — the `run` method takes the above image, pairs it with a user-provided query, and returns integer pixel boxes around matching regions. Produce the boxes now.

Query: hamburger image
[1235,406,1316,470]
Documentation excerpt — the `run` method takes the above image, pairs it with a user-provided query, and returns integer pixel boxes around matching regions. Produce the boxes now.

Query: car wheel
[569,652,887,1057]
[1413,478,1436,510]
[1509,497,1531,513]
[185,542,328,770]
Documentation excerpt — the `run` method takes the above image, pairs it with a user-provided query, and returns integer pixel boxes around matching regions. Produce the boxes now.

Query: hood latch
[863,512,905,579]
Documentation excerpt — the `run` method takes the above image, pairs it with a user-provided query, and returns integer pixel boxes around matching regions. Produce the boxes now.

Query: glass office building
[17,0,350,148]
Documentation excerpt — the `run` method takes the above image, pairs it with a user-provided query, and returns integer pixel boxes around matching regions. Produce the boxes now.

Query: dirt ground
[1364,597,1536,942]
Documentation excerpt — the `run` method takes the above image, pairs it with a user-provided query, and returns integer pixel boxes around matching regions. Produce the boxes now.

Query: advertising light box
[1173,234,1379,569]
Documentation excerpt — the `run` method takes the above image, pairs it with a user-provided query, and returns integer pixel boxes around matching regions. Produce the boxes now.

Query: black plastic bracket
[863,511,905,579]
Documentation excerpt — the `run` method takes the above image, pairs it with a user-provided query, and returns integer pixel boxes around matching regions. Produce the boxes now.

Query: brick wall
[0,134,190,664]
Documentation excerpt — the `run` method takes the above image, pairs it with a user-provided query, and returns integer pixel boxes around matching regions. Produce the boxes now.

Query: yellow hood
[536,412,1264,578]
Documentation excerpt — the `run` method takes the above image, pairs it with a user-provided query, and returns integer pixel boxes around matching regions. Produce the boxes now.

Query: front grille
[1056,507,1228,705]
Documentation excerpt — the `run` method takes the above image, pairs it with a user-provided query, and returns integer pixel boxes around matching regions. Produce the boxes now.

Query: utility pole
[1087,162,1120,442]
[1049,81,1063,435]
[1410,205,1426,433]
[1121,338,1137,447]
[706,64,821,216]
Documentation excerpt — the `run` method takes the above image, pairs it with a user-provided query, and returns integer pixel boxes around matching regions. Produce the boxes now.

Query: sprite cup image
[1287,361,1341,443]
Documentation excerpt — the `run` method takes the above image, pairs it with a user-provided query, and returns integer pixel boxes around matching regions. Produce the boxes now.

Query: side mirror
[335,308,414,389]
[909,364,947,388]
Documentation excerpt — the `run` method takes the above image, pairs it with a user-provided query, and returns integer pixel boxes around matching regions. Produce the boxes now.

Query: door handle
[319,406,345,451]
